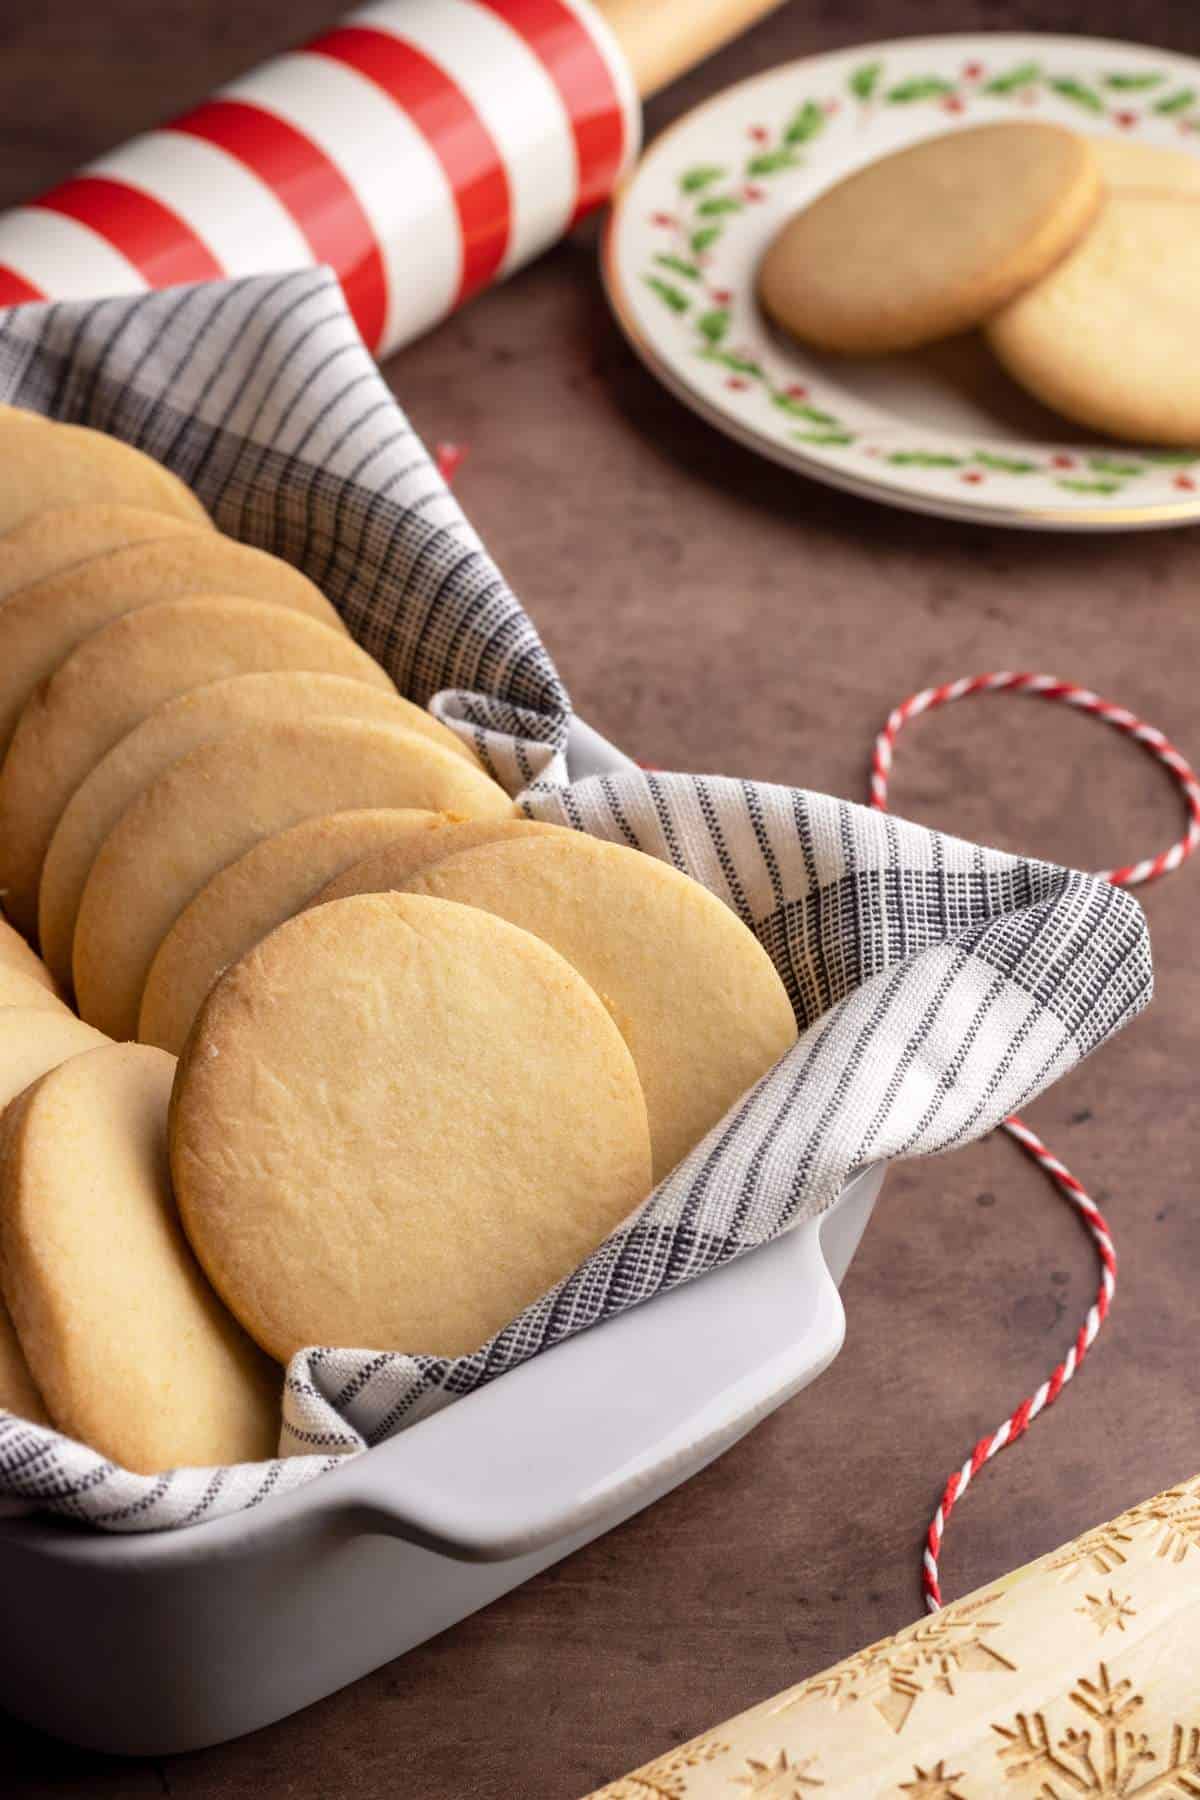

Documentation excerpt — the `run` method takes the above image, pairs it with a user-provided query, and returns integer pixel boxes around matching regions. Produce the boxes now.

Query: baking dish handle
[323,1164,881,1562]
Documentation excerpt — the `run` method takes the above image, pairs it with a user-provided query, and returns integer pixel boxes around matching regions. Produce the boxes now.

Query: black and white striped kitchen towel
[0,271,1152,1531]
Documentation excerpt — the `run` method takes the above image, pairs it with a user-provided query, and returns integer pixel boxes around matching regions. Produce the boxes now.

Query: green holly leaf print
[983,62,1042,94]
[679,164,727,193]
[783,100,826,144]
[771,393,838,425]
[654,254,702,281]
[1154,87,1197,113]
[645,277,690,315]
[887,451,964,467]
[745,148,801,175]
[1049,77,1105,113]
[696,195,743,217]
[696,309,730,344]
[1141,448,1200,462]
[1089,456,1146,476]
[793,429,854,446]
[973,452,1040,473]
[1057,477,1122,494]
[701,348,763,375]
[849,61,883,101]
[885,77,956,103]
[690,225,722,254]
[1103,71,1164,89]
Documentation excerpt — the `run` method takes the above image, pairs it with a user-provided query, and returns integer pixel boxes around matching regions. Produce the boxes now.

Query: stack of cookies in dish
[758,121,1200,444]
[0,411,798,1480]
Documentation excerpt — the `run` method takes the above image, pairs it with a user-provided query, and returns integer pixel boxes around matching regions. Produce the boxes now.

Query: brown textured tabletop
[4,3,1200,1795]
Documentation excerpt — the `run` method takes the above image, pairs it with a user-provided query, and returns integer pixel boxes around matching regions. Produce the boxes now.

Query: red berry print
[1050,453,1076,470]
[963,61,984,81]
[650,211,675,227]
[748,124,770,143]
[1113,109,1139,130]
[942,94,965,114]
[434,442,468,483]
[823,99,840,115]
[710,288,733,305]
[743,183,767,203]
[784,383,809,400]
[1174,474,1196,492]
[961,471,984,485]
[726,376,751,391]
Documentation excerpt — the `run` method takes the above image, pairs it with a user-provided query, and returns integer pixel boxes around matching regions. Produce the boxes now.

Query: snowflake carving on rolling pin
[992,1663,1200,1797]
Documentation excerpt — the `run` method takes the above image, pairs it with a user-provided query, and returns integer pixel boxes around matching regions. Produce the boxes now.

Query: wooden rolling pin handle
[594,0,788,99]
[586,1472,1200,1797]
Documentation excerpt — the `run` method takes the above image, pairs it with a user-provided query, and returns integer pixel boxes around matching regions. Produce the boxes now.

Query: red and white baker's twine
[868,672,1200,1610]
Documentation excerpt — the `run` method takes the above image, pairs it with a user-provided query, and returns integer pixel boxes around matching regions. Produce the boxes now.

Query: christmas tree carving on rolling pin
[585,1474,1200,1798]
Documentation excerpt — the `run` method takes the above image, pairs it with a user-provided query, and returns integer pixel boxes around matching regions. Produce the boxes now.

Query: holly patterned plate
[602,33,1200,531]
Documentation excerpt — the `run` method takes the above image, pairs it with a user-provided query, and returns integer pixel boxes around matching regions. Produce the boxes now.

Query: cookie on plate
[171,893,653,1359]
[395,832,798,1180]
[74,718,512,1038]
[0,1043,279,1472]
[37,670,462,988]
[0,418,210,535]
[759,122,1101,354]
[0,598,394,936]
[986,191,1200,443]
[1091,137,1200,197]
[139,808,455,1053]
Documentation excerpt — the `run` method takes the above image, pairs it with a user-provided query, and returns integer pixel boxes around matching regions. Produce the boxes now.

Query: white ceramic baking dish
[0,719,882,1755]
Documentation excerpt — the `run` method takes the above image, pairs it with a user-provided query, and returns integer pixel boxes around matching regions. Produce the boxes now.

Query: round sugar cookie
[0,504,208,603]
[139,809,455,1053]
[0,1006,109,1106]
[171,893,653,1359]
[0,914,61,999]
[0,419,210,536]
[0,967,69,1013]
[75,719,513,1038]
[397,834,798,1180]
[1091,137,1200,197]
[0,598,394,936]
[38,670,469,988]
[313,817,565,907]
[0,1043,279,1472]
[986,192,1200,443]
[0,531,346,755]
[0,1303,47,1423]
[758,122,1101,355]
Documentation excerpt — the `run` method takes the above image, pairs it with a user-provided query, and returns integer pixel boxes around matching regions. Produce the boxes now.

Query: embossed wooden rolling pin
[585,1473,1200,1798]
[0,0,782,356]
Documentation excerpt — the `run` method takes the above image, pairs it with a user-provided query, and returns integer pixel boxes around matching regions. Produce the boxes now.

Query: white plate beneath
[602,32,1200,531]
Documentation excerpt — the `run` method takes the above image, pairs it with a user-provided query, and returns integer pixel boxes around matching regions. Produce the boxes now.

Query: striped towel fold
[0,271,1152,1531]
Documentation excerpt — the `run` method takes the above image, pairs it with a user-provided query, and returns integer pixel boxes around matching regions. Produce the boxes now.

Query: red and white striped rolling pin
[0,0,781,358]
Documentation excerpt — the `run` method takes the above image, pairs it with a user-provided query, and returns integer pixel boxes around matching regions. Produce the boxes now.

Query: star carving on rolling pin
[992,1662,1200,1797]
[729,1749,823,1794]
[898,1762,968,1799]
[1076,1590,1137,1638]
